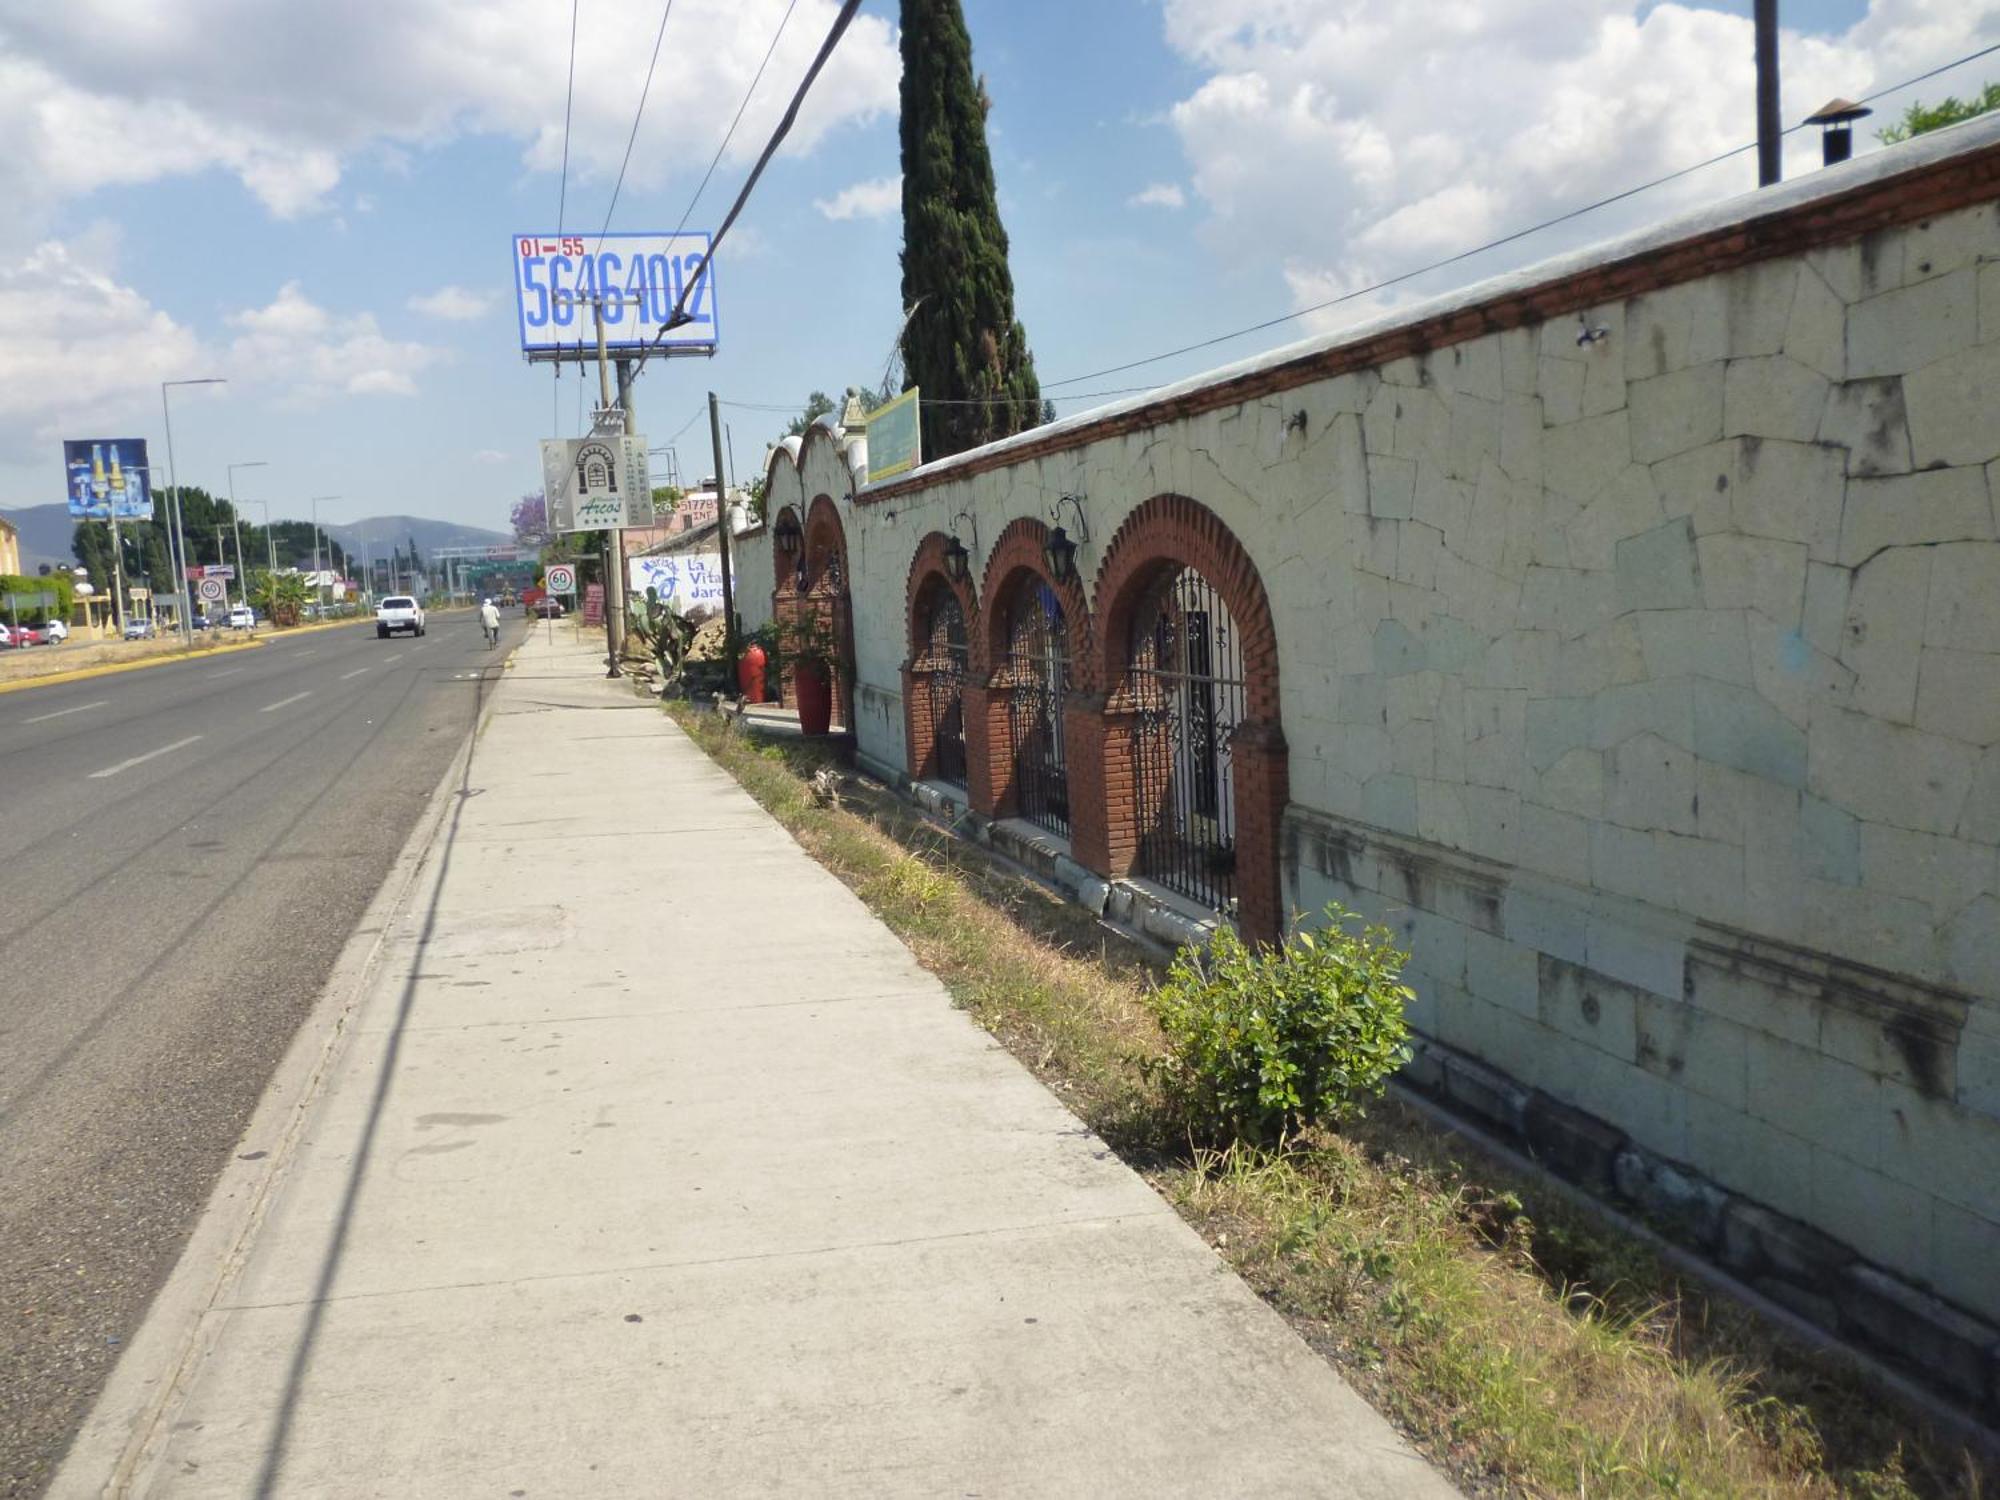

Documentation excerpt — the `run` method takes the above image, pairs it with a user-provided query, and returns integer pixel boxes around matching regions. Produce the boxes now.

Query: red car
[0,623,43,648]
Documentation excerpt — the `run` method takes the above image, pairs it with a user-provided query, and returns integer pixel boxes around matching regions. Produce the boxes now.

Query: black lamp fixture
[1043,493,1090,583]
[773,508,803,556]
[1805,97,1872,167]
[942,534,970,583]
[944,510,978,585]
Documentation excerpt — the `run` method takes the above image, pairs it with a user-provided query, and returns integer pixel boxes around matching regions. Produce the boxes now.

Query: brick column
[962,676,1012,818]
[903,662,934,780]
[1231,718,1290,948]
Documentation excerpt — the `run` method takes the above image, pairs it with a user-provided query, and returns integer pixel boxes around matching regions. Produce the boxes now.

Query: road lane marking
[382,653,403,664]
[23,700,108,724]
[208,667,245,680]
[339,667,369,681]
[88,734,203,779]
[290,649,318,660]
[261,691,312,713]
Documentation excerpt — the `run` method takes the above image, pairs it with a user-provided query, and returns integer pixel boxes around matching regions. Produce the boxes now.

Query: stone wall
[748,118,2000,1402]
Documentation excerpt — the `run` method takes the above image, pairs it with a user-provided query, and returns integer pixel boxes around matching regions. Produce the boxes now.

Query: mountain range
[0,503,511,572]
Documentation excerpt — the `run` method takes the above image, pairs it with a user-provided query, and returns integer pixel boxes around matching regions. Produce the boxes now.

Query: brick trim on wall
[1089,494,1288,946]
[802,494,854,732]
[860,135,2000,507]
[902,532,981,785]
[975,516,1097,695]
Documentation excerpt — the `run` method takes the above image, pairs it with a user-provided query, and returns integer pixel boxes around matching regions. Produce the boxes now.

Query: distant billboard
[64,439,154,520]
[630,553,726,617]
[512,232,718,358]
[866,388,920,483]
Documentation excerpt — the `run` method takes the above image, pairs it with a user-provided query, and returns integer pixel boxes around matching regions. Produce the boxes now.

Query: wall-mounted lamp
[943,534,971,583]
[1286,409,1309,436]
[1805,97,1872,167]
[1576,318,1611,348]
[1044,494,1090,583]
[773,508,803,556]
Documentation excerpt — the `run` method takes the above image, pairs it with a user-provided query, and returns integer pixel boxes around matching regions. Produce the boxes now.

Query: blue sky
[0,0,1989,536]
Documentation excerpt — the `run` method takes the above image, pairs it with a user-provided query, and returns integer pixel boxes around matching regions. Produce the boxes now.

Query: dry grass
[670,705,1995,1500]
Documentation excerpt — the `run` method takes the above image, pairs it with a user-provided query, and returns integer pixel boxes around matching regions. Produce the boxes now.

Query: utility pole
[1755,0,1781,187]
[162,377,226,643]
[708,391,739,685]
[591,295,623,678]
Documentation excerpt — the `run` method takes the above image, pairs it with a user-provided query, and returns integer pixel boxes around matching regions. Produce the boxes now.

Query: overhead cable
[594,0,678,255]
[668,0,801,244]
[1040,38,2000,393]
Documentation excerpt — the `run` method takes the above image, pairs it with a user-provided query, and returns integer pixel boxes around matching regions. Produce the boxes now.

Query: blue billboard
[512,231,719,358]
[65,438,155,520]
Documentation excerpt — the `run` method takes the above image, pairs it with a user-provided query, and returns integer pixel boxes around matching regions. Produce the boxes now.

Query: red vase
[794,661,833,736]
[738,642,767,704]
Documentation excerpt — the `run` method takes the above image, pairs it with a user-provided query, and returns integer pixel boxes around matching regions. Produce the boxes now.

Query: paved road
[0,613,523,1497]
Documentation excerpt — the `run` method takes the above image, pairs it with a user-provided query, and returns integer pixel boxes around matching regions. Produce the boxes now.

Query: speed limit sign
[545,564,577,595]
[197,576,227,603]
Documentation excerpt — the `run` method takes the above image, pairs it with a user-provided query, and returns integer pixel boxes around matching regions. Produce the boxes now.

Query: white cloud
[1129,182,1187,210]
[0,241,202,462]
[225,282,445,403]
[1159,0,2000,335]
[0,1,900,229]
[813,174,902,222]
[472,448,508,464]
[409,285,492,321]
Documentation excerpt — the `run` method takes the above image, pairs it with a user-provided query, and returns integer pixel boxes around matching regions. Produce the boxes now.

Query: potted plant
[779,607,840,736]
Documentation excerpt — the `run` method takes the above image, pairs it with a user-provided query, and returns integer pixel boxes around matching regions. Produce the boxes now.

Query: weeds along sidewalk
[669,707,1999,1500]
[68,625,1450,1498]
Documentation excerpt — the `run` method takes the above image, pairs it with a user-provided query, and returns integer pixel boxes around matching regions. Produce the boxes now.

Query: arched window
[916,582,968,788]
[1001,581,1070,836]
[1127,566,1246,911]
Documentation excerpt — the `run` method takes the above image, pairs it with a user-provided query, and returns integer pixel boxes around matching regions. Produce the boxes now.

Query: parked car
[227,604,257,630]
[529,596,566,619]
[124,617,157,640]
[376,595,426,638]
[3,624,45,647]
[190,613,213,631]
[41,620,69,644]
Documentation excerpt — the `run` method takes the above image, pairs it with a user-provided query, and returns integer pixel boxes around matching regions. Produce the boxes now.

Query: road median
[0,635,267,696]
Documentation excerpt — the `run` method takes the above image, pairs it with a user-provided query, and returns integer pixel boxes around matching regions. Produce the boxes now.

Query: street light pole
[161,377,226,644]
[227,461,267,611]
[310,496,341,613]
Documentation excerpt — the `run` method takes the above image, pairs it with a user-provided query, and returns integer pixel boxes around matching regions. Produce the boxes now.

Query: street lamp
[310,496,341,612]
[161,376,227,643]
[227,461,267,610]
[250,499,278,584]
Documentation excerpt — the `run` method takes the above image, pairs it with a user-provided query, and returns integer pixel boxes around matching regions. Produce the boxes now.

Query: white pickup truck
[375,595,426,638]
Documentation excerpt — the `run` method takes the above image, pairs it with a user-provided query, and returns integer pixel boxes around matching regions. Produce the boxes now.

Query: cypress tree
[899,0,1041,462]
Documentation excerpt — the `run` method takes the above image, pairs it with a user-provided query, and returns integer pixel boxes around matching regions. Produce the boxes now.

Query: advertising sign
[866,388,920,483]
[582,582,605,626]
[512,232,718,358]
[629,553,726,616]
[64,439,154,520]
[541,434,656,532]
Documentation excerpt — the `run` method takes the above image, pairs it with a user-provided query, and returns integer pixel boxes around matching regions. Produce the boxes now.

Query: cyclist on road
[480,596,501,648]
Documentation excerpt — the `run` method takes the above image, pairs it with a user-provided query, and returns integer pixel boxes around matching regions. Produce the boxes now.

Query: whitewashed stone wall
[749,130,2000,1360]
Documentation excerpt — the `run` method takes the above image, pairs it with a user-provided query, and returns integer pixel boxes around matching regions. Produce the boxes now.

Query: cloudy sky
[0,0,1993,535]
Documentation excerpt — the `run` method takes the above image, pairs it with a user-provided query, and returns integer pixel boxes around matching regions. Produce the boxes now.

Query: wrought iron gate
[920,590,968,788]
[1003,582,1070,837]
[1129,567,1244,910]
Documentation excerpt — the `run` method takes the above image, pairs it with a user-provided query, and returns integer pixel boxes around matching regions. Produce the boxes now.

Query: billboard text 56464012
[513,232,719,359]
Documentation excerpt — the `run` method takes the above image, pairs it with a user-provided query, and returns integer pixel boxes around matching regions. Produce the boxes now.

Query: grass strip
[669,705,1992,1500]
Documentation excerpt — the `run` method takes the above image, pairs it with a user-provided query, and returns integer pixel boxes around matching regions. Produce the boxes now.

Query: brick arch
[1084,493,1288,947]
[786,493,853,731]
[976,516,1095,695]
[1090,493,1280,721]
[903,532,977,789]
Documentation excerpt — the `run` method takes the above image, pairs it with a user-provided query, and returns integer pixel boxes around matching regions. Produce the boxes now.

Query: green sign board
[866,387,921,483]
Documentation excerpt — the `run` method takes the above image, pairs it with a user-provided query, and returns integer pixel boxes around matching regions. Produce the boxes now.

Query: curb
[0,637,267,697]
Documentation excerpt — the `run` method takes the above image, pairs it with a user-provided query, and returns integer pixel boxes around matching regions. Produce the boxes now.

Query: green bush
[1143,904,1415,1144]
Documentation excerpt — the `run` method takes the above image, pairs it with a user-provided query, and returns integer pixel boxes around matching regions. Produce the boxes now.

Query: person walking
[480,596,501,649]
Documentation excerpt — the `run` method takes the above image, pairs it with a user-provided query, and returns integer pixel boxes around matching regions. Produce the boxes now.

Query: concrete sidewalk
[60,626,1452,1498]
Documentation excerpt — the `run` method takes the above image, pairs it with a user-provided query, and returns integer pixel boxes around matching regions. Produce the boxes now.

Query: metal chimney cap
[1805,97,1873,125]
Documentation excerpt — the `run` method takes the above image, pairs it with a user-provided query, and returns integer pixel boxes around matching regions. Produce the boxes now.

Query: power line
[556,0,579,237]
[594,0,677,255]
[668,0,801,244]
[1041,38,2000,393]
[633,0,865,378]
